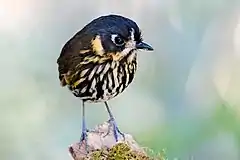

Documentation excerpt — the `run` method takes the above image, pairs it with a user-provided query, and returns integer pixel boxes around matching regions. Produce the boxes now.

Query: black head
[76,14,153,57]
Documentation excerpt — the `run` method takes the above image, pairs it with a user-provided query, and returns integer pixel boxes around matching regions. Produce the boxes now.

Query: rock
[68,121,149,160]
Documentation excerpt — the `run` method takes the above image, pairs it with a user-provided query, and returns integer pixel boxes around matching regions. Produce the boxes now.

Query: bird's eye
[111,35,125,46]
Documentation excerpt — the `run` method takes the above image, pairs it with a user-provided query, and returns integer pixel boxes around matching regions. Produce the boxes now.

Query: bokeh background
[1,0,240,159]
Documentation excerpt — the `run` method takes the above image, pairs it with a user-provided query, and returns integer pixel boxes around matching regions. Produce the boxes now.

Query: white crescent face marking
[130,28,135,41]
[121,28,136,57]
[111,34,118,43]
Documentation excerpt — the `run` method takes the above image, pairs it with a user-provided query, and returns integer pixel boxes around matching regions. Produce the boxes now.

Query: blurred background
[1,0,240,159]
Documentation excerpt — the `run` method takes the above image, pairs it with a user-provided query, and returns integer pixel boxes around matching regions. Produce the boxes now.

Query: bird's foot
[80,129,88,142]
[79,129,89,154]
[105,118,125,142]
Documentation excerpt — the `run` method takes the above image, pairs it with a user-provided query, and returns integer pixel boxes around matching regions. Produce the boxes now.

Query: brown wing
[57,34,92,87]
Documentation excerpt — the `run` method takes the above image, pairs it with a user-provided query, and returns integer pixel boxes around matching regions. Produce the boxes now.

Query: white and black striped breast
[69,55,137,102]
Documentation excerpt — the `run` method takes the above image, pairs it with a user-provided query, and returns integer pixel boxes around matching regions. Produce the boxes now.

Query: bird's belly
[70,62,136,103]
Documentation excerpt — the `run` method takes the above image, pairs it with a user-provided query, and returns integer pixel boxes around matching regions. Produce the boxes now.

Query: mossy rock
[84,143,166,160]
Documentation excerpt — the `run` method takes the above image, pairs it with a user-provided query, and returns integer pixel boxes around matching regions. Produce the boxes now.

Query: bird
[57,14,153,145]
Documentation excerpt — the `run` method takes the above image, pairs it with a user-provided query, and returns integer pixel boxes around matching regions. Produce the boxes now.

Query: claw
[80,130,87,142]
[104,102,125,142]
[79,129,89,154]
[109,118,125,142]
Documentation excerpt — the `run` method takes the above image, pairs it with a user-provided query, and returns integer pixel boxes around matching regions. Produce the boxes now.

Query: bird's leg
[80,101,88,152]
[104,102,125,142]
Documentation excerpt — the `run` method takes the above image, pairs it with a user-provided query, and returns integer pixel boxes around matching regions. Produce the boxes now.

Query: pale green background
[1,0,240,159]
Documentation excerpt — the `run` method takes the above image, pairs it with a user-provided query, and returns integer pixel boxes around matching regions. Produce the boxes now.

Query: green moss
[85,143,167,160]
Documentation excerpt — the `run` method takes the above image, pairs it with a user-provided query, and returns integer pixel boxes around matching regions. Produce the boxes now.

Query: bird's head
[77,14,153,61]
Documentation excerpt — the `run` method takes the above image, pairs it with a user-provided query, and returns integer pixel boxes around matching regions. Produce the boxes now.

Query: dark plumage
[57,14,153,145]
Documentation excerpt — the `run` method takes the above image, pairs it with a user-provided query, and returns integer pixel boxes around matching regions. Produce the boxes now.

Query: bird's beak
[136,42,154,51]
